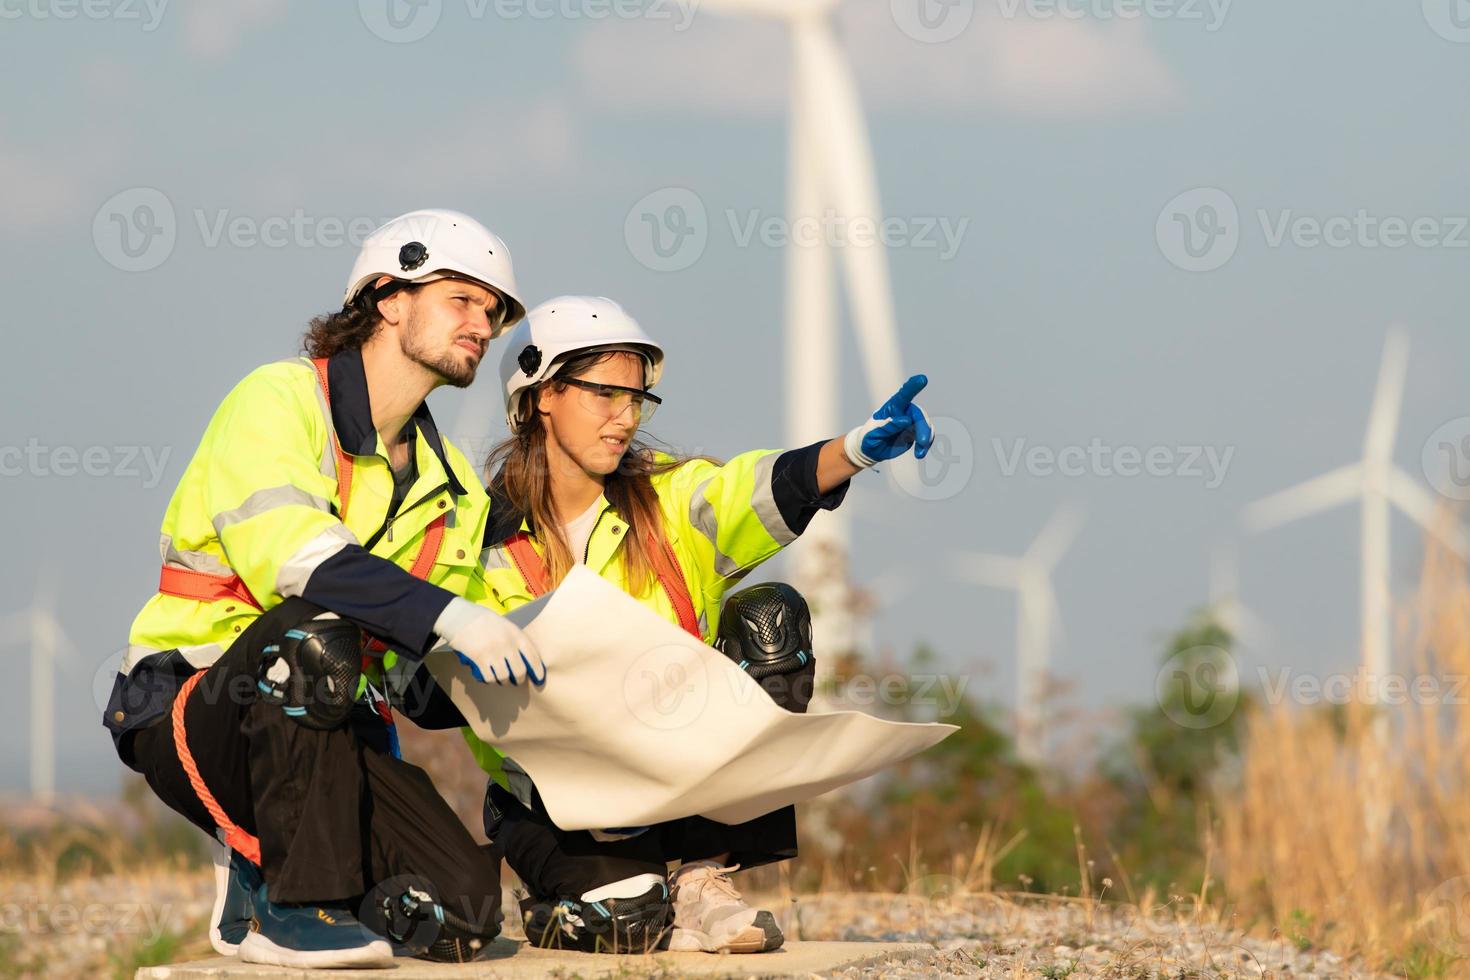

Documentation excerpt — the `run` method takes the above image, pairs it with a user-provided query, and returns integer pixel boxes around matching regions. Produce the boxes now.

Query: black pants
[487,784,797,901]
[485,656,812,902]
[125,598,501,936]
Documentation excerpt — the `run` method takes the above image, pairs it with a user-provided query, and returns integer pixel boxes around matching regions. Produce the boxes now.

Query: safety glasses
[560,377,662,423]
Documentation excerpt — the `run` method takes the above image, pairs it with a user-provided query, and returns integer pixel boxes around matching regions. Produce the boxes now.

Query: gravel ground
[0,874,1391,978]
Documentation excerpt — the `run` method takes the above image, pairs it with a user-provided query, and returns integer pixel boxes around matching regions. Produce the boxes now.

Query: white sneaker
[665,861,783,954]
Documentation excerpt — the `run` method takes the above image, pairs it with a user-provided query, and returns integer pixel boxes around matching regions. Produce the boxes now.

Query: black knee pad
[715,582,816,713]
[255,613,363,730]
[362,875,501,963]
[521,875,670,954]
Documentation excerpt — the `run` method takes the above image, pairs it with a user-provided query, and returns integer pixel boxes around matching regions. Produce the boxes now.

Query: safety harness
[161,357,448,866]
[501,529,702,640]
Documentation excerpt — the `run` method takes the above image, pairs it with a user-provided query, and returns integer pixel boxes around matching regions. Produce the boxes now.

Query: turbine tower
[0,580,72,805]
[953,506,1085,764]
[697,0,909,675]
[1242,327,1467,698]
[1208,540,1270,651]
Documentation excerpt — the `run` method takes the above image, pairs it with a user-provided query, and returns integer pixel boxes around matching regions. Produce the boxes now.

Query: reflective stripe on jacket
[106,349,489,741]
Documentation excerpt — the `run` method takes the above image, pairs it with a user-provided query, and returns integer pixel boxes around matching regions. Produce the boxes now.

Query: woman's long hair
[484,349,717,595]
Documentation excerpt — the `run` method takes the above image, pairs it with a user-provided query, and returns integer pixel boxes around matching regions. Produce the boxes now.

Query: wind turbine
[1208,540,1270,651]
[953,506,1085,765]
[1241,327,1467,699]
[693,0,909,677]
[0,578,74,805]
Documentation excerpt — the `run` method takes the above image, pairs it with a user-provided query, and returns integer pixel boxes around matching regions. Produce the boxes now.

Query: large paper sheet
[430,566,958,831]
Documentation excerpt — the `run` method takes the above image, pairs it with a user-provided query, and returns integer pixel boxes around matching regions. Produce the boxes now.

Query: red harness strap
[156,356,450,865]
[503,530,702,640]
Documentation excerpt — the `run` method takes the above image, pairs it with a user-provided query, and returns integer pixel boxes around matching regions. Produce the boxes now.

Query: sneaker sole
[238,931,395,969]
[207,840,241,957]
[667,911,784,954]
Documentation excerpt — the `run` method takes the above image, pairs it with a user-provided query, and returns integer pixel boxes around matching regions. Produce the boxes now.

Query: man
[103,209,545,967]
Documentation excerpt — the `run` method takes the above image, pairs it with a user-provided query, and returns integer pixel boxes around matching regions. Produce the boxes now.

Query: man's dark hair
[302,285,422,358]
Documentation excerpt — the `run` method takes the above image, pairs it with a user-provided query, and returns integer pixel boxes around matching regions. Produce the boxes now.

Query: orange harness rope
[172,670,261,865]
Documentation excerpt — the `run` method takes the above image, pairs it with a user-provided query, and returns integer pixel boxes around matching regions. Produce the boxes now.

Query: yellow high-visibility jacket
[465,442,849,790]
[106,349,488,749]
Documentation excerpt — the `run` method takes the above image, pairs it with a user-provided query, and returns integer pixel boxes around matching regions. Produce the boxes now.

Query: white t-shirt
[560,499,604,565]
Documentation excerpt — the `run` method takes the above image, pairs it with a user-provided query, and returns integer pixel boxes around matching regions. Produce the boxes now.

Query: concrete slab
[136,940,929,979]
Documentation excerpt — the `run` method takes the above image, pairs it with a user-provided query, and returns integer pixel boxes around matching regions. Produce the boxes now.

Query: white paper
[430,566,958,830]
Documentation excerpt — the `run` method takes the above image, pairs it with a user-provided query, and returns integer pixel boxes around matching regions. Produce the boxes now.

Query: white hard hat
[500,295,665,427]
[343,208,525,328]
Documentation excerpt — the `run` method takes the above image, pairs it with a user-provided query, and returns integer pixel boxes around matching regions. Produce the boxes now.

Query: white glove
[434,597,547,687]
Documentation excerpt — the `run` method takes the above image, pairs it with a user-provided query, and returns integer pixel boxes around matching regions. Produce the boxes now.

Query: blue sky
[2,0,1469,792]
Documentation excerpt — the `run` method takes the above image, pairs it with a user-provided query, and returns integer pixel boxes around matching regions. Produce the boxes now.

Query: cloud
[571,3,1183,118]
[182,0,289,59]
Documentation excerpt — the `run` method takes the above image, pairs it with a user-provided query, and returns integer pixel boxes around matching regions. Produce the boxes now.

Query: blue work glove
[843,374,935,467]
[434,597,547,687]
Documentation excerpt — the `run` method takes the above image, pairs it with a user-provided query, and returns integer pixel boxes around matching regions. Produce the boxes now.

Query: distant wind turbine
[0,577,74,805]
[1242,327,1467,698]
[1208,541,1270,651]
[953,506,1085,764]
[691,0,909,681]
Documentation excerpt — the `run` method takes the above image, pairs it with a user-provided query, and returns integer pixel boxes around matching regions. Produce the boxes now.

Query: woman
[466,295,933,955]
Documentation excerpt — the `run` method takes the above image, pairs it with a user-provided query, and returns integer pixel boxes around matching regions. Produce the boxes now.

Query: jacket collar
[326,348,468,497]
[484,478,615,549]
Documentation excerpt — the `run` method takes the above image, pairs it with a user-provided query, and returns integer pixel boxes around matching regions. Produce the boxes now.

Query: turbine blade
[952,553,1022,588]
[1027,504,1085,569]
[1242,464,1362,532]
[1388,466,1470,557]
[1363,326,1409,464]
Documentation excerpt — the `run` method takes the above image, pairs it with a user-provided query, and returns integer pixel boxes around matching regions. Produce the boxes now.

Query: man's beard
[401,319,478,388]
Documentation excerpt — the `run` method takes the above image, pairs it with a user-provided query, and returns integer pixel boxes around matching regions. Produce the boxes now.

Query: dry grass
[1215,523,1470,976]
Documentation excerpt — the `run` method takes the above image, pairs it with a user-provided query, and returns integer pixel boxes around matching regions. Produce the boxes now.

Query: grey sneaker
[665,861,783,954]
